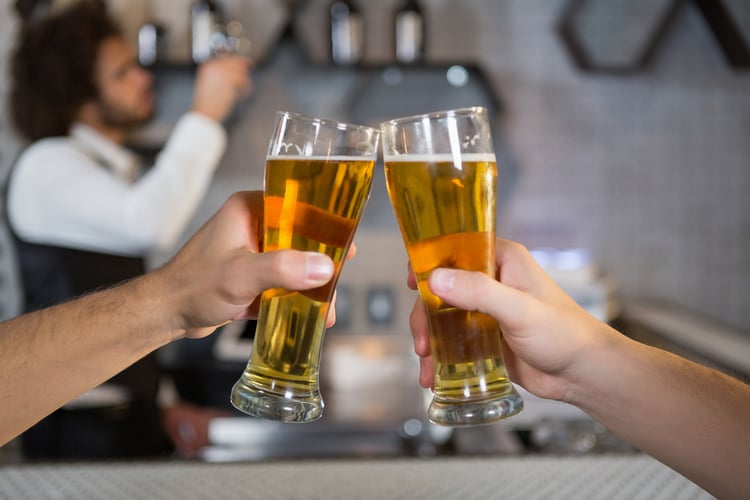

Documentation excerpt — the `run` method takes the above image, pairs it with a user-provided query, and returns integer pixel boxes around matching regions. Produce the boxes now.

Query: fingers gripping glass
[231,111,379,422]
[381,107,523,426]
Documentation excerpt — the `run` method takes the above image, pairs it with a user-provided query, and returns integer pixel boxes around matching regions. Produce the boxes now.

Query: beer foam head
[267,155,375,162]
[382,153,496,163]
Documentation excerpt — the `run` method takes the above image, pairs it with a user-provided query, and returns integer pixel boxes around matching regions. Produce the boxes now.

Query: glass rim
[276,110,379,135]
[379,106,488,128]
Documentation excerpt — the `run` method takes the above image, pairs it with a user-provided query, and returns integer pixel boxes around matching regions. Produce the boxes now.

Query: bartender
[5,0,251,459]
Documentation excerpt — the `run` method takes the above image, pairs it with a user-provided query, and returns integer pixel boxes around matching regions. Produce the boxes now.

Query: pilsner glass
[381,107,523,426]
[231,111,379,422]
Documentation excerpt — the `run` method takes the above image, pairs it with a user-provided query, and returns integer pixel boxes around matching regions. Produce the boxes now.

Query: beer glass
[231,112,379,422]
[381,107,523,426]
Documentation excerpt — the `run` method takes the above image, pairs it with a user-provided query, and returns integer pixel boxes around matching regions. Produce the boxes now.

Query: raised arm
[410,239,750,499]
[0,191,334,446]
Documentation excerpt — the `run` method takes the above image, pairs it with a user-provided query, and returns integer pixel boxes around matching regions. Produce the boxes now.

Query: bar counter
[0,453,711,499]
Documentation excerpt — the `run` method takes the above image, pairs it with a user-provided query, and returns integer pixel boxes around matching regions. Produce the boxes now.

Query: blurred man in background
[5,0,251,459]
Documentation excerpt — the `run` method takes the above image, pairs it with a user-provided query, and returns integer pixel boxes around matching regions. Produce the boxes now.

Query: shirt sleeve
[7,113,227,256]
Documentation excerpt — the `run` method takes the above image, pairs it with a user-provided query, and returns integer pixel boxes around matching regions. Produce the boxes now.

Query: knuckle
[408,302,426,335]
[268,251,290,277]
[516,242,531,256]
[506,239,528,255]
[458,272,494,308]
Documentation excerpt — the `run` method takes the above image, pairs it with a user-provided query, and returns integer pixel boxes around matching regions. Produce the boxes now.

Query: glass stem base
[428,386,523,426]
[230,378,323,423]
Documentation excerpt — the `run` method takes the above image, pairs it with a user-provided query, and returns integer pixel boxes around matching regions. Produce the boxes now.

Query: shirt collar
[70,123,140,182]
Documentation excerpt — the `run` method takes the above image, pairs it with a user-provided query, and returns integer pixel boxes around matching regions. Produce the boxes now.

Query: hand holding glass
[231,111,379,422]
[381,107,523,426]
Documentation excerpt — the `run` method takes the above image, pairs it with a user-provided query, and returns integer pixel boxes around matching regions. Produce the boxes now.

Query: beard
[96,97,155,132]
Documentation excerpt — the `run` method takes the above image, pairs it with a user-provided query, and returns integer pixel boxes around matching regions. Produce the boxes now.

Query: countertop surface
[0,454,712,499]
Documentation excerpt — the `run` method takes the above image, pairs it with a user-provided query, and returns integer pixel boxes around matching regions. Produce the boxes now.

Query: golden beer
[385,154,519,413]
[231,156,374,421]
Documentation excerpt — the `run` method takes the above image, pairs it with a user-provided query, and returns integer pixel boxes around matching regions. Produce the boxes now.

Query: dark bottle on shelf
[191,0,224,63]
[394,0,425,64]
[329,0,364,65]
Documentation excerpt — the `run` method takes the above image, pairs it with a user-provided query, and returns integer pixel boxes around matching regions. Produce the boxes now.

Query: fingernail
[430,268,456,294]
[305,253,334,281]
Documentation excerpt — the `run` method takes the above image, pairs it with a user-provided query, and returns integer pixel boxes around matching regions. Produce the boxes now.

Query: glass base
[230,379,323,423]
[427,387,524,426]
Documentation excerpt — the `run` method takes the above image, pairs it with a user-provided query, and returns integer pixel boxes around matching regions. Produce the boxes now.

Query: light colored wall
[477,1,749,332]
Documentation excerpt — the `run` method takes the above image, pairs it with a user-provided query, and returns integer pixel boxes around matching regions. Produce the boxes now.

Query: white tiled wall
[480,2,750,331]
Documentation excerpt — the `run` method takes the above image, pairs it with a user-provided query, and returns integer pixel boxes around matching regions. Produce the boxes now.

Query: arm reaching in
[0,191,334,446]
[191,55,252,122]
[409,239,750,499]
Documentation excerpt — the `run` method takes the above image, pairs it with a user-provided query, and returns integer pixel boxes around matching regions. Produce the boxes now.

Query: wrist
[189,105,221,122]
[561,319,633,409]
[126,267,189,347]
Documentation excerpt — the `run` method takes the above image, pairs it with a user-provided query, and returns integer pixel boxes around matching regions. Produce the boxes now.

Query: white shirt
[8,112,227,257]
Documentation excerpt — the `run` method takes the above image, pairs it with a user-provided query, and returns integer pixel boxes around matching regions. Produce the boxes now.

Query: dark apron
[4,151,168,460]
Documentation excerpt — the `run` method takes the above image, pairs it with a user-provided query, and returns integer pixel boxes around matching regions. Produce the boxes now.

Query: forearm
[0,272,183,446]
[9,116,225,256]
[569,326,750,498]
[132,113,226,251]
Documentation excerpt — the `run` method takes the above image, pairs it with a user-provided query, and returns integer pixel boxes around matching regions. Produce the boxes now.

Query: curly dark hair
[10,0,122,142]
